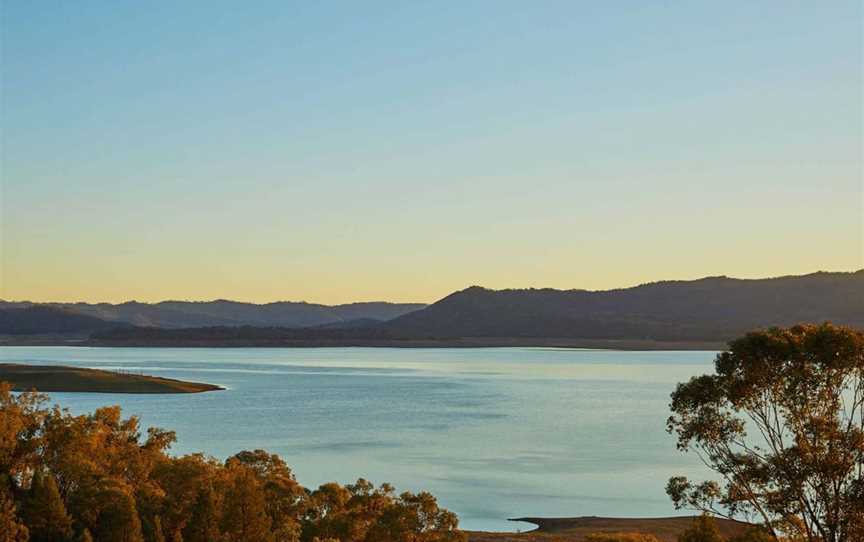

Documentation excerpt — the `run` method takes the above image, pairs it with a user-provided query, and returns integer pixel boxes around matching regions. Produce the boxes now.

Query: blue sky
[1,1,862,303]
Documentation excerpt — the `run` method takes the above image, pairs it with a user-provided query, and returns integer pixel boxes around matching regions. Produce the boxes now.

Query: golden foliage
[584,532,662,542]
[0,382,466,542]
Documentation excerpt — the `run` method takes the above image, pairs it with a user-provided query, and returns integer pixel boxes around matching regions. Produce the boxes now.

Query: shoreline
[0,336,726,351]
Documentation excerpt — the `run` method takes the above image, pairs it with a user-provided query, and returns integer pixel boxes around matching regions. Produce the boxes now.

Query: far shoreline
[0,335,726,351]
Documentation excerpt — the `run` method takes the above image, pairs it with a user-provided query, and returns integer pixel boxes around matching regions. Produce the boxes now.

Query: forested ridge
[0,301,426,330]
[384,271,864,341]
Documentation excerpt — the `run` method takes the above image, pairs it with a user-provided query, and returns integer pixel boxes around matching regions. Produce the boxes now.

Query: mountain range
[0,300,426,330]
[0,306,126,335]
[2,270,862,344]
[383,270,864,341]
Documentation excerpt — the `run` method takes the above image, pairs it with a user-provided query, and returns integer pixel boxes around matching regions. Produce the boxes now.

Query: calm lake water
[0,346,717,532]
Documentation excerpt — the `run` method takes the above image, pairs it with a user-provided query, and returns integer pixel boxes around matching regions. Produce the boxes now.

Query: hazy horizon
[2,2,862,304]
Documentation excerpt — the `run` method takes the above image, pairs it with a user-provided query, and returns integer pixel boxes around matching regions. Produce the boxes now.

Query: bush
[585,533,661,542]
[677,515,724,542]
[727,528,775,542]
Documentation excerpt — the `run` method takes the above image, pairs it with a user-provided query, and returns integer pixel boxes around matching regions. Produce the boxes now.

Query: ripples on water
[0,346,718,532]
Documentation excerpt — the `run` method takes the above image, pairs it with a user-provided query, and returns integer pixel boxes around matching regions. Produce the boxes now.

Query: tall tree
[0,383,49,489]
[150,453,216,538]
[227,450,303,542]
[0,480,29,542]
[21,471,73,542]
[666,323,864,542]
[221,467,272,542]
[182,485,220,542]
[140,515,165,542]
[93,484,144,542]
[364,490,465,542]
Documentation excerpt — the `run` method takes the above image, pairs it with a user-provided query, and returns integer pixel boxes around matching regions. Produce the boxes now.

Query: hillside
[88,325,415,346]
[0,306,124,335]
[4,271,861,345]
[384,270,864,342]
[467,516,751,542]
[0,299,426,329]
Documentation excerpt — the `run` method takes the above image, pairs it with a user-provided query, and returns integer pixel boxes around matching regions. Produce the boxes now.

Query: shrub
[585,532,661,542]
[677,515,723,542]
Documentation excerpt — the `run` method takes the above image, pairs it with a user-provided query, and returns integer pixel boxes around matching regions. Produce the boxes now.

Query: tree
[221,466,272,542]
[0,383,49,487]
[677,515,723,542]
[227,450,303,542]
[21,471,73,542]
[302,482,352,542]
[182,485,220,542]
[666,324,864,542]
[151,453,217,538]
[362,489,466,542]
[0,385,467,542]
[68,479,140,542]
[93,483,144,542]
[141,515,165,542]
[0,480,29,542]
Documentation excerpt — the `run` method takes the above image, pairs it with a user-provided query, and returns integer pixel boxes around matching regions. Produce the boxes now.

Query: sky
[1,1,862,304]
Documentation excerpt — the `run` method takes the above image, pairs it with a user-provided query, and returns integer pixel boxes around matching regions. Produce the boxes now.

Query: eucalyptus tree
[667,324,864,542]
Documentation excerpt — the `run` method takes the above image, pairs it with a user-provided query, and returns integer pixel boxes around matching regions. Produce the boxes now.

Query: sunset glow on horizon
[2,2,861,305]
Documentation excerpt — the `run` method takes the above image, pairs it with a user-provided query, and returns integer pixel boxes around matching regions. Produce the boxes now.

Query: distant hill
[314,317,385,330]
[4,271,862,345]
[89,325,418,347]
[384,271,864,342]
[0,300,426,329]
[0,306,125,335]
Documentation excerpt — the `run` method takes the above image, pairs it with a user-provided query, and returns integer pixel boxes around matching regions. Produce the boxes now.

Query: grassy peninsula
[0,363,223,393]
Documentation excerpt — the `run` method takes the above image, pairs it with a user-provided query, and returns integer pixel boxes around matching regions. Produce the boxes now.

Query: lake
[0,346,717,532]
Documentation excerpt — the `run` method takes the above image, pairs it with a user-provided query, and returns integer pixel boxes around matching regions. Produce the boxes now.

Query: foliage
[676,515,723,542]
[21,470,73,542]
[725,527,775,542]
[584,532,661,542]
[667,323,864,542]
[0,477,29,542]
[0,381,467,542]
